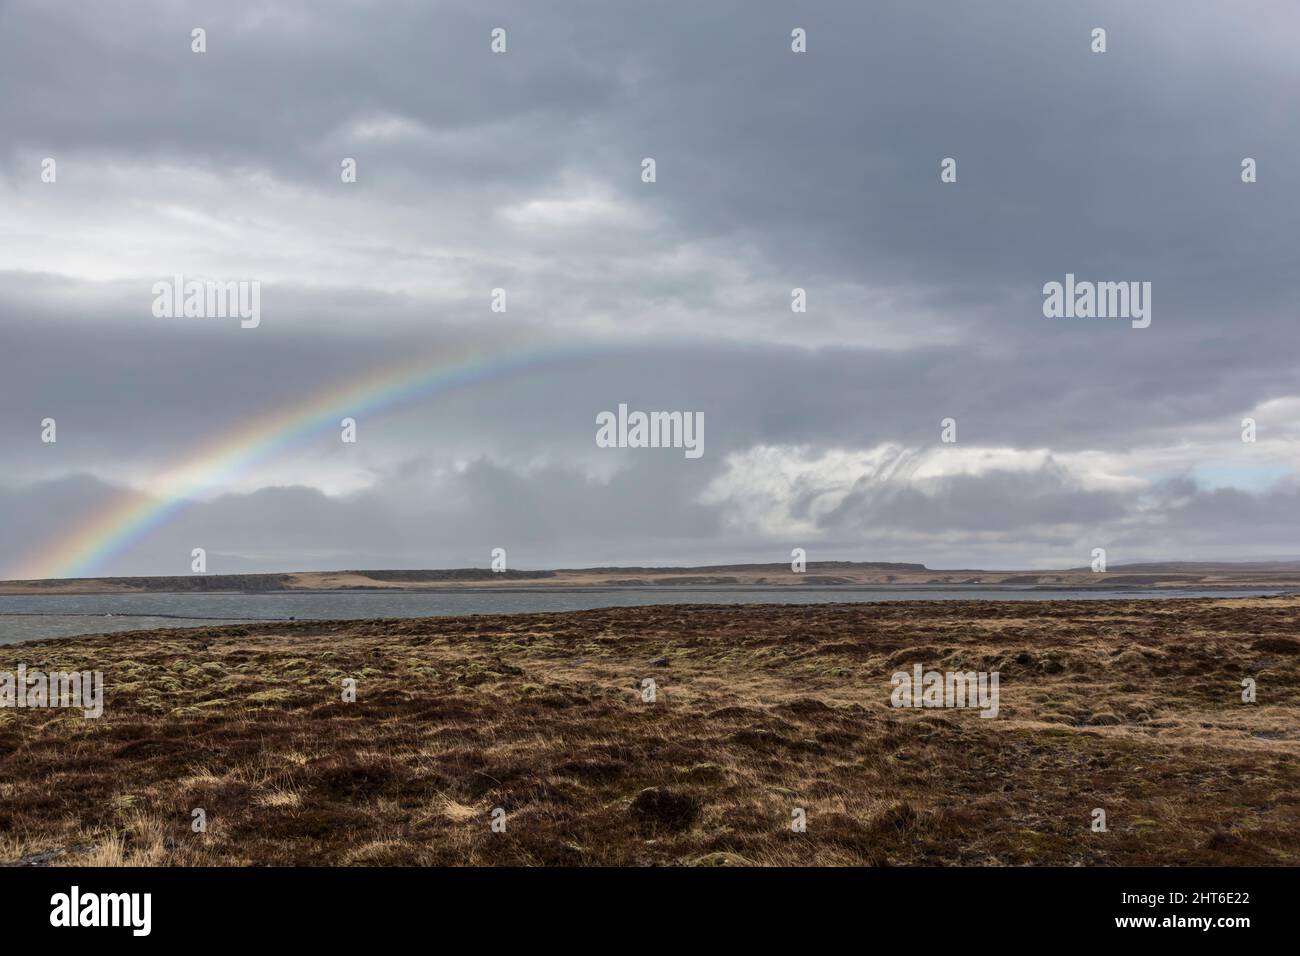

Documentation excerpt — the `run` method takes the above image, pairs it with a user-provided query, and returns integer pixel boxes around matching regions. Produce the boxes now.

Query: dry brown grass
[1,598,1298,866]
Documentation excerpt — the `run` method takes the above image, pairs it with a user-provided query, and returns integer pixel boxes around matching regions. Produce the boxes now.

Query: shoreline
[4,588,1296,645]
[4,582,1298,597]
[6,560,1300,596]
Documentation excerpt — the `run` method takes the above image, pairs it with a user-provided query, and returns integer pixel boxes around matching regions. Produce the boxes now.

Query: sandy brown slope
[5,560,1300,593]
[1,598,1298,866]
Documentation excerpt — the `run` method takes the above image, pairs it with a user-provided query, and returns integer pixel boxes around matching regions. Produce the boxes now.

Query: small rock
[1,842,95,868]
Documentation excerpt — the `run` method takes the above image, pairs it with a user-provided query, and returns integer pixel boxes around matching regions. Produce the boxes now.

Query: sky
[1,0,1298,578]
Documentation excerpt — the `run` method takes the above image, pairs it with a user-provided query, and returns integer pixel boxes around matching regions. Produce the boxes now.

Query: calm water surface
[0,586,1287,643]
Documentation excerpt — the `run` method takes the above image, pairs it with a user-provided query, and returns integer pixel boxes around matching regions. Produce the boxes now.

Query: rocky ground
[1,597,1297,866]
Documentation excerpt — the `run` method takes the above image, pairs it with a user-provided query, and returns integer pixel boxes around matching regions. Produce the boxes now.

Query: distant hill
[3,560,1299,594]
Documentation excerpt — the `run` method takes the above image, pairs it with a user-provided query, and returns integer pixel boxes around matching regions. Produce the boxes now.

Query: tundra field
[2,597,1298,867]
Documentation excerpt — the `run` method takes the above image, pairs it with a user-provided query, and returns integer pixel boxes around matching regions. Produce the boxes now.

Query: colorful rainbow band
[20,335,605,580]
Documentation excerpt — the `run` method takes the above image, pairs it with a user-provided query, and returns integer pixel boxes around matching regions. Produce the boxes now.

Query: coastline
[6,560,1300,596]
[4,586,1294,644]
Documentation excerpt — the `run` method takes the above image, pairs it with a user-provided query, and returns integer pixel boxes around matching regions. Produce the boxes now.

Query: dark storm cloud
[6,0,1298,306]
[1,290,1289,471]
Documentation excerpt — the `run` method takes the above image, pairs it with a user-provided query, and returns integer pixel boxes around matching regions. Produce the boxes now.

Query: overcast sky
[2,0,1298,578]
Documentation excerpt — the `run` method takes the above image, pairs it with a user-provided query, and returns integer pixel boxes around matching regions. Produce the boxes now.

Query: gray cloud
[1,0,1298,576]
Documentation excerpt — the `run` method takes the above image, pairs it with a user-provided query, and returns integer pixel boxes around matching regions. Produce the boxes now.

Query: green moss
[247,688,296,704]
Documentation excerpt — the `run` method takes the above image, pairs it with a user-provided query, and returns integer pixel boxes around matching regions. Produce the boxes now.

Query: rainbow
[20,335,602,580]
